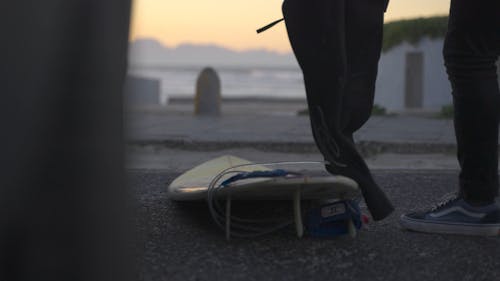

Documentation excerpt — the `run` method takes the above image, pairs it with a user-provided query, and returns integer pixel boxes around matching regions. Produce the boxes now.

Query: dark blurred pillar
[0,1,133,281]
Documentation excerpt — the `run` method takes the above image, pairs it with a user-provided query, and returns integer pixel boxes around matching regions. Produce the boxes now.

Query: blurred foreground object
[0,1,133,281]
[195,67,221,116]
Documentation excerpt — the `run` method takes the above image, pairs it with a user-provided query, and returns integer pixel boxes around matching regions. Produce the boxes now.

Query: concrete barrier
[124,75,160,107]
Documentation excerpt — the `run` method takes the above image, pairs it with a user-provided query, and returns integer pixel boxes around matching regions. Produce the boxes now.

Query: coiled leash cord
[206,161,327,240]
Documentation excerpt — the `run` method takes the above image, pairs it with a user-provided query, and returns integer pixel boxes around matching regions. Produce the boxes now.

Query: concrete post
[195,67,221,116]
[124,75,160,107]
[404,52,424,109]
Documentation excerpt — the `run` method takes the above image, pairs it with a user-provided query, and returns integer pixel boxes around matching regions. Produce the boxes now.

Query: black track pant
[444,0,500,203]
[282,0,393,220]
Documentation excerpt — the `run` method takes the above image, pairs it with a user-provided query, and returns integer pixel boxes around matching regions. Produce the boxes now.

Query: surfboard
[167,155,360,201]
[167,155,361,239]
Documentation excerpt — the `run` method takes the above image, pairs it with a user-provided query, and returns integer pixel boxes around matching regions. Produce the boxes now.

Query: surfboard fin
[348,219,357,238]
[225,195,232,241]
[293,188,304,238]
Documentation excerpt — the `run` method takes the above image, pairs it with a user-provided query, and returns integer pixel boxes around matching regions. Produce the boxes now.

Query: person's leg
[282,0,393,220]
[400,0,500,236]
[342,0,385,139]
[445,1,500,204]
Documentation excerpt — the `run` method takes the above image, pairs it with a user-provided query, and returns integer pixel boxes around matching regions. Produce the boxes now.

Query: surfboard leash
[206,161,337,240]
[207,167,295,240]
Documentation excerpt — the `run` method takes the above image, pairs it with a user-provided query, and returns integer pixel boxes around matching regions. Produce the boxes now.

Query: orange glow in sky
[130,0,450,53]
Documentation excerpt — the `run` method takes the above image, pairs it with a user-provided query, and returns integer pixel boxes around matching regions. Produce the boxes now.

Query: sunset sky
[130,0,450,54]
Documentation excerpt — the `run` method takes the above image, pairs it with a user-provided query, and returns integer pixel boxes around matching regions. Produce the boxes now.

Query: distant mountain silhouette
[128,38,297,67]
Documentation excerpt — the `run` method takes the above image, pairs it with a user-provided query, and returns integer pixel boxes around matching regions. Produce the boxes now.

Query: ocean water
[127,66,306,104]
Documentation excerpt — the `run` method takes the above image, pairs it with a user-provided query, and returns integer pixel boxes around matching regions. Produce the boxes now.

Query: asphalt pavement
[127,100,500,281]
[131,170,500,281]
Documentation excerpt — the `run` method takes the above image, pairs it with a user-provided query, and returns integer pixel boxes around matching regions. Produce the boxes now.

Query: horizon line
[129,38,294,55]
[129,14,448,55]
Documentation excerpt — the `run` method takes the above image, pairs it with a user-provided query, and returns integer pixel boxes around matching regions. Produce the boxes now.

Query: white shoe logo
[429,206,486,219]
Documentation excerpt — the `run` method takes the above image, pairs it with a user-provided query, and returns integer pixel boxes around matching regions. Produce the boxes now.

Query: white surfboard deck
[167,155,360,201]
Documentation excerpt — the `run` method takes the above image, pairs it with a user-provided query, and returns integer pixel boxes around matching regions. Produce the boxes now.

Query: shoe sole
[400,214,500,236]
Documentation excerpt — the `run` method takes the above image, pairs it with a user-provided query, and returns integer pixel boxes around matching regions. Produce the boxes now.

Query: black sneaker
[400,194,500,236]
